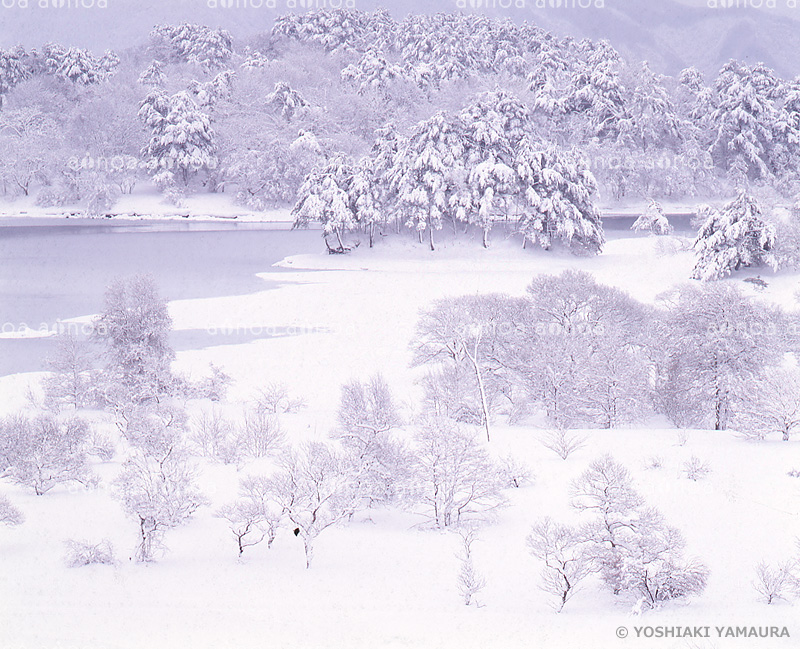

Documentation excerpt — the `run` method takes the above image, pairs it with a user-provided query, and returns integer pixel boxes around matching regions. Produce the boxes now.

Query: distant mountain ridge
[1,0,799,79]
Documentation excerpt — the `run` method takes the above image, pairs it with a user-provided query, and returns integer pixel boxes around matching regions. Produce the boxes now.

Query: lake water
[0,215,695,377]
[0,220,322,376]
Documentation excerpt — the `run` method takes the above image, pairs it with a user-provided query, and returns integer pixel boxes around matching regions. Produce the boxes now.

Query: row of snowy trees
[293,90,604,253]
[413,270,800,435]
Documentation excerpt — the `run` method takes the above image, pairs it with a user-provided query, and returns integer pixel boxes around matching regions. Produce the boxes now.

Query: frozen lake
[0,220,322,376]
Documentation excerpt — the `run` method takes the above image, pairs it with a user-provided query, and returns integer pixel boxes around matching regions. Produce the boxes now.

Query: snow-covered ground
[1,234,799,649]
[0,187,294,223]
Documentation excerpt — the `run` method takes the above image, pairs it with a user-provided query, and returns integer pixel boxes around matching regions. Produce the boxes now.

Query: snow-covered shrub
[190,408,237,464]
[114,449,206,562]
[754,561,796,604]
[64,540,116,568]
[498,454,533,489]
[644,456,664,471]
[455,527,486,607]
[540,428,587,461]
[87,429,116,462]
[237,410,284,460]
[0,495,23,526]
[683,456,712,481]
[192,363,232,402]
[632,199,673,235]
[254,382,305,414]
[216,498,274,558]
[616,509,709,607]
[410,418,506,529]
[0,414,96,495]
[692,192,776,281]
[527,517,592,612]
[117,401,188,459]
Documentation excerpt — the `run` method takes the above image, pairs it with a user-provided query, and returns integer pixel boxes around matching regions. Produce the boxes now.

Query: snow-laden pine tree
[348,157,383,247]
[568,40,627,141]
[632,199,673,235]
[515,142,605,254]
[0,47,31,108]
[709,60,783,181]
[265,82,308,122]
[341,49,406,96]
[618,61,684,152]
[138,60,166,87]
[150,24,233,70]
[692,192,775,280]
[388,111,467,250]
[292,154,357,252]
[138,90,217,186]
[460,91,531,247]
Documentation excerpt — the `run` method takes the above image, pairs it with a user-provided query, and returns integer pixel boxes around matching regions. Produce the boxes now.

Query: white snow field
[1,232,799,649]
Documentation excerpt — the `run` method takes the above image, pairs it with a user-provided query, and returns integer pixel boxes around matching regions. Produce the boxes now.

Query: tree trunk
[369,223,374,248]
[482,228,489,249]
[429,226,435,251]
[465,339,491,442]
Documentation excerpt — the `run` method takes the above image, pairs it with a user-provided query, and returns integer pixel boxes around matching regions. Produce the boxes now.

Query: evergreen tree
[692,192,775,280]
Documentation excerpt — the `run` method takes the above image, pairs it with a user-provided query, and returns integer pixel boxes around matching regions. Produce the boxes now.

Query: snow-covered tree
[188,69,235,108]
[734,366,800,441]
[618,61,684,152]
[389,111,467,250]
[341,49,406,96]
[413,294,519,441]
[150,24,233,70]
[94,275,175,404]
[43,332,98,411]
[527,518,592,612]
[0,414,95,496]
[265,443,363,568]
[517,271,650,429]
[631,199,673,235]
[114,449,206,562]
[709,60,783,181]
[568,40,627,141]
[292,154,357,252]
[335,375,409,506]
[138,60,167,87]
[653,282,787,429]
[0,108,61,197]
[571,456,709,605]
[692,192,776,281]
[265,82,308,122]
[138,90,217,186]
[514,142,605,254]
[411,417,506,529]
[348,157,384,247]
[0,47,31,108]
[216,475,282,557]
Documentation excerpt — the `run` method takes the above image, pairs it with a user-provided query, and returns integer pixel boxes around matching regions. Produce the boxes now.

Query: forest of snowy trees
[2,10,800,256]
